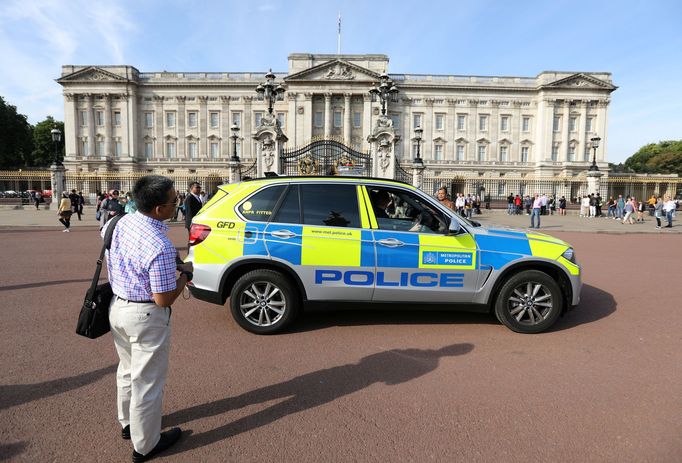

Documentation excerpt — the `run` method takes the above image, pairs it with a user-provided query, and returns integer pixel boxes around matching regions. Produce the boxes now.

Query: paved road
[0,226,680,462]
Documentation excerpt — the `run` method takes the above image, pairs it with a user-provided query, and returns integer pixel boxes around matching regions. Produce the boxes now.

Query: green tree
[31,117,65,167]
[0,96,34,168]
[624,140,682,175]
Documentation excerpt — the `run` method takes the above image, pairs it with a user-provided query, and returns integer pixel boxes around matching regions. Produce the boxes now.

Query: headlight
[561,247,576,263]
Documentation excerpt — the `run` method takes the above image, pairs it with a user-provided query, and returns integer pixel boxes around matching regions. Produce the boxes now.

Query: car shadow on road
[162,343,474,455]
[0,442,27,462]
[549,283,616,331]
[0,364,116,411]
[0,278,94,292]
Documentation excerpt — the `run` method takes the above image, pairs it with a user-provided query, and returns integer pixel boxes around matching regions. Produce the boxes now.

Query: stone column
[287,92,298,145]
[228,159,241,183]
[64,93,78,161]
[302,93,313,143]
[50,163,66,211]
[199,96,208,159]
[176,96,186,159]
[154,96,164,160]
[324,93,332,138]
[220,96,231,159]
[587,170,603,196]
[423,98,434,161]
[468,100,478,161]
[362,94,372,151]
[597,100,609,164]
[126,88,138,161]
[104,94,112,159]
[243,96,253,159]
[561,100,570,162]
[344,93,352,144]
[578,100,588,165]
[86,94,95,158]
[367,116,397,179]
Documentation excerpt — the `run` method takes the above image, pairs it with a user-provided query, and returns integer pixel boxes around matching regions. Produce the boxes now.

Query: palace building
[57,53,616,180]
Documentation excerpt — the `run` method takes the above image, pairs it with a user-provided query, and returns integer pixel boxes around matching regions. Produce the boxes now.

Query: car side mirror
[447,218,461,235]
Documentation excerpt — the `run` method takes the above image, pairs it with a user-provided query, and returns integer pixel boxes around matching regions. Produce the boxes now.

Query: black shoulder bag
[76,214,124,339]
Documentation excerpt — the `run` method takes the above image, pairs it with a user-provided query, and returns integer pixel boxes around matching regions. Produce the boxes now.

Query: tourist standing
[507,194,514,215]
[636,199,646,223]
[654,196,664,229]
[184,182,203,231]
[663,195,676,228]
[622,197,635,225]
[437,187,455,210]
[558,196,567,216]
[616,195,625,219]
[530,194,542,229]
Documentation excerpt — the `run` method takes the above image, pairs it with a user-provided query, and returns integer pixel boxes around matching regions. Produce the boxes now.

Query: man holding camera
[103,175,193,462]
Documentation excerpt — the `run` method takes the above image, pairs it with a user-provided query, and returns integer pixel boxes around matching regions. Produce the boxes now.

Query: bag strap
[86,214,124,300]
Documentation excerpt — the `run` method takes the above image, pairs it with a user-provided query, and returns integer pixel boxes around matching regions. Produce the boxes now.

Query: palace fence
[1,170,680,206]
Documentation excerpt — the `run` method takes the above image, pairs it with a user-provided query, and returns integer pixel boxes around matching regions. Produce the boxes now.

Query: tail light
[189,224,211,246]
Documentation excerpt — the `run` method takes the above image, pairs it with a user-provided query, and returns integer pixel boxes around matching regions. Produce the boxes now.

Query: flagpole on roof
[337,12,341,55]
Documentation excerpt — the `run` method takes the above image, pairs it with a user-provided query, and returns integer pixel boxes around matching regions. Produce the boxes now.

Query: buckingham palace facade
[57,53,616,179]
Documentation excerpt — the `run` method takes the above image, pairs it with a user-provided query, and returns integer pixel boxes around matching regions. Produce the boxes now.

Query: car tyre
[494,270,563,333]
[230,269,299,334]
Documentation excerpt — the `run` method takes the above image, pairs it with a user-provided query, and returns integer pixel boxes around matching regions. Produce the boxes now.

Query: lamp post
[51,126,62,166]
[255,69,286,116]
[589,135,601,171]
[230,123,241,162]
[413,126,423,164]
[369,73,399,117]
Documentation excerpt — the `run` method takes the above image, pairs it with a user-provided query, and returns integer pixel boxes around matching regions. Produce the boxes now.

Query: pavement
[1,205,678,234]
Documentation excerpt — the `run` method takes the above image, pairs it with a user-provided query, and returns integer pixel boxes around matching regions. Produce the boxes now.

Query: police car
[186,176,581,334]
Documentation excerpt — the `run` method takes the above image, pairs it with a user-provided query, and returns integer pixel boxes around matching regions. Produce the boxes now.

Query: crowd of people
[436,187,483,219]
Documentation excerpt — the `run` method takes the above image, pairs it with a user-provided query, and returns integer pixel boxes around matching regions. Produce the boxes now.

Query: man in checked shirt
[103,175,193,462]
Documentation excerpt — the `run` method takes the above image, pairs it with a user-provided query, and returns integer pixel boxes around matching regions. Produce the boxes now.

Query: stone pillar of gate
[586,170,603,197]
[367,116,398,179]
[253,112,288,177]
[412,161,425,189]
[50,163,66,210]
[228,159,241,184]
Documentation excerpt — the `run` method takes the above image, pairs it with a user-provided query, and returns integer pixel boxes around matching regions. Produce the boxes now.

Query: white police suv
[186,177,581,334]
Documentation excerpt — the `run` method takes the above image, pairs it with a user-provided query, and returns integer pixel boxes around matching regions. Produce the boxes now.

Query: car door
[364,185,478,303]
[267,182,375,302]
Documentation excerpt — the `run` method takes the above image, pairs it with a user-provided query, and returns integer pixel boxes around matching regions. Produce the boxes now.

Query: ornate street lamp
[50,126,62,166]
[230,123,241,162]
[414,126,423,164]
[369,73,399,117]
[589,135,601,171]
[255,69,286,115]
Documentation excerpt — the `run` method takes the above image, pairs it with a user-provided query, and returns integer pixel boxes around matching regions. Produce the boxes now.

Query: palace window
[96,141,104,157]
[144,112,153,128]
[479,115,488,131]
[210,112,219,129]
[188,112,197,128]
[166,112,176,128]
[568,145,576,161]
[586,117,594,132]
[353,111,362,128]
[435,114,444,131]
[333,111,342,128]
[500,116,509,132]
[477,145,486,161]
[80,139,88,156]
[314,111,323,128]
[390,114,400,130]
[456,145,464,161]
[254,112,263,127]
[584,145,591,161]
[569,116,577,132]
[457,114,466,131]
[188,142,197,159]
[113,111,121,127]
[144,142,153,159]
[521,146,529,163]
[522,116,530,132]
[500,145,508,162]
[96,111,104,126]
[553,116,561,132]
[551,144,559,161]
[114,141,122,158]
[232,112,241,127]
[80,111,87,127]
[166,142,175,159]
[434,144,443,160]
[277,113,286,128]
[210,142,219,159]
[413,113,422,129]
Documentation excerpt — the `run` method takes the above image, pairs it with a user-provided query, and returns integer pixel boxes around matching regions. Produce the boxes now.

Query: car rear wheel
[230,269,299,334]
[494,270,563,333]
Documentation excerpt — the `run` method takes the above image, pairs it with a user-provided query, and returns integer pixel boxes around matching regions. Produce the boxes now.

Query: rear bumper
[187,283,223,305]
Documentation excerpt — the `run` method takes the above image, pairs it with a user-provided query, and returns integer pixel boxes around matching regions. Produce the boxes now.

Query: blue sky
[1,0,680,163]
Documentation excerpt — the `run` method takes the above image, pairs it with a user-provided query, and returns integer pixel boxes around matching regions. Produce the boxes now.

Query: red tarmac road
[0,226,680,462]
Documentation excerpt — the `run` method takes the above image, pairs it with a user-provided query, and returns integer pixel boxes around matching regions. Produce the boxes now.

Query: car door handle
[270,230,297,239]
[378,238,404,247]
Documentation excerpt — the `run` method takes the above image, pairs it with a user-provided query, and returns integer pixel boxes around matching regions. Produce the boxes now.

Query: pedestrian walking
[636,199,646,223]
[580,195,590,217]
[100,189,125,229]
[540,193,548,216]
[104,175,192,462]
[507,193,514,215]
[558,196,567,216]
[654,196,664,229]
[589,194,597,218]
[606,196,616,218]
[58,191,72,232]
[33,190,43,210]
[184,182,203,231]
[616,195,625,219]
[663,195,676,228]
[530,193,542,229]
[622,197,635,224]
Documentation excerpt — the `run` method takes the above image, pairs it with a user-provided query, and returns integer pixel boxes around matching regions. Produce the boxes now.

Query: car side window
[272,185,301,224]
[238,185,286,222]
[300,184,360,228]
[367,187,448,234]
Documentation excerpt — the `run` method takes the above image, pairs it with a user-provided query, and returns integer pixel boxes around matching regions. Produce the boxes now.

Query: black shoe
[132,427,182,463]
[122,425,130,440]
[665,225,672,228]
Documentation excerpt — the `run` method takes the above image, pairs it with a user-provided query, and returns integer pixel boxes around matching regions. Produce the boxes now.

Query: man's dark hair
[133,175,174,213]
[189,182,201,189]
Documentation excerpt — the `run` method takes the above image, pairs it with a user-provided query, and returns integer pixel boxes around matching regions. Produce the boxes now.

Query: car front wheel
[494,270,563,333]
[230,269,299,334]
